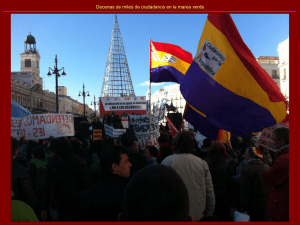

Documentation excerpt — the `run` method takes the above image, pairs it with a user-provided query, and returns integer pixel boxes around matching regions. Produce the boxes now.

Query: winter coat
[41,154,91,220]
[75,173,127,221]
[204,156,235,197]
[263,146,289,221]
[239,160,270,221]
[11,158,39,211]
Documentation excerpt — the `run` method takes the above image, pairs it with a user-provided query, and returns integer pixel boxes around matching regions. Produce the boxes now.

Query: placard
[129,112,160,149]
[93,129,102,141]
[256,123,288,152]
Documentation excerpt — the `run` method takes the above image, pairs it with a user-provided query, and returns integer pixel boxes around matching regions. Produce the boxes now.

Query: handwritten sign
[129,112,160,149]
[113,129,127,138]
[18,114,75,140]
[256,123,288,152]
[93,130,102,141]
[11,118,24,139]
[104,124,114,137]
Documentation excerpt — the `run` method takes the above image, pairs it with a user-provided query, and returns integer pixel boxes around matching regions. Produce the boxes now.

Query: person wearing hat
[239,147,271,221]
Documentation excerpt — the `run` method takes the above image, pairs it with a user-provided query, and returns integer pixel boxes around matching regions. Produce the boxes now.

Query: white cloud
[140,81,165,86]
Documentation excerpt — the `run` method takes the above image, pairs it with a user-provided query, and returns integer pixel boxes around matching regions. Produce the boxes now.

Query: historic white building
[11,34,96,118]
[277,37,289,103]
[256,56,280,88]
[11,34,58,114]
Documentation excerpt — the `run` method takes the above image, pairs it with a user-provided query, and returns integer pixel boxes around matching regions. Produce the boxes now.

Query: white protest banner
[129,112,160,149]
[256,123,288,152]
[19,114,75,140]
[100,96,146,118]
[104,124,114,137]
[113,129,127,138]
[11,117,25,139]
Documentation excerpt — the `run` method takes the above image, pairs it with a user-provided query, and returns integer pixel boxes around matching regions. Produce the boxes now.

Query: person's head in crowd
[237,141,252,157]
[160,145,172,162]
[121,132,135,148]
[119,164,192,221]
[158,133,170,145]
[69,139,81,155]
[11,137,19,159]
[168,134,173,143]
[90,139,105,154]
[105,136,115,146]
[174,131,195,154]
[114,137,122,146]
[100,145,131,178]
[272,126,289,150]
[245,147,263,161]
[19,137,26,145]
[132,112,135,115]
[144,146,158,160]
[31,147,45,160]
[208,141,228,164]
[50,137,73,159]
[202,138,213,147]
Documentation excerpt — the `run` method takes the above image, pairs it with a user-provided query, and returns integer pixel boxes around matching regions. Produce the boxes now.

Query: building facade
[277,37,289,103]
[11,34,57,114]
[256,56,280,88]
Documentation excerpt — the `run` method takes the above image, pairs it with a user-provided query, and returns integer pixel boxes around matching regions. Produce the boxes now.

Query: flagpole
[182,102,189,131]
[149,38,152,146]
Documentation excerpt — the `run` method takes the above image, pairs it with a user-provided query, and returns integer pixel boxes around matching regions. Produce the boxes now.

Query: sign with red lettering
[19,114,75,140]
[93,130,102,141]
[11,117,24,139]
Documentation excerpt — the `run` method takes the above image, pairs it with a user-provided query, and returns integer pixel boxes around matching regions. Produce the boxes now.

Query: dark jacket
[11,158,39,211]
[41,154,91,220]
[75,173,127,221]
[204,156,235,197]
[127,146,148,179]
[28,158,48,199]
[263,146,289,221]
[239,159,270,220]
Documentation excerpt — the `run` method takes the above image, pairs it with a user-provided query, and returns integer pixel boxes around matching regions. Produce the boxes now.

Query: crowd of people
[11,123,289,222]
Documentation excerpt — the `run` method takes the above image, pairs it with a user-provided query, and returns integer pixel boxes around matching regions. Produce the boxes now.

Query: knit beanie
[247,147,263,159]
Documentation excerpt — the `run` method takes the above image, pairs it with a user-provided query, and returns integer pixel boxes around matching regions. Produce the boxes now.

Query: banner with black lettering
[129,112,160,149]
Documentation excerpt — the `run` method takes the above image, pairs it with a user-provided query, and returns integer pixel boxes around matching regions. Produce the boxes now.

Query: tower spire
[101,14,135,97]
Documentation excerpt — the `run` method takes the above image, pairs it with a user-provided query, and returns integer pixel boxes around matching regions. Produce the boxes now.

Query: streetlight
[91,95,99,118]
[78,83,90,118]
[47,54,66,113]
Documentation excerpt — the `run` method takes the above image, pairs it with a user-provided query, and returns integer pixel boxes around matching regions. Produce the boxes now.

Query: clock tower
[20,33,43,87]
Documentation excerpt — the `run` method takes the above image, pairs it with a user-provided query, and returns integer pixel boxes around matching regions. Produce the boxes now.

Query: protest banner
[113,129,127,138]
[18,114,75,140]
[100,96,146,118]
[256,123,288,152]
[11,118,24,139]
[104,124,114,137]
[93,130,102,141]
[129,112,160,149]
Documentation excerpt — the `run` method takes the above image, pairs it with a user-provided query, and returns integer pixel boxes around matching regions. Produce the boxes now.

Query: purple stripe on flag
[151,66,183,84]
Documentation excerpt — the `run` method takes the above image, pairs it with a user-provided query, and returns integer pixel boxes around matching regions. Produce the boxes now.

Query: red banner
[165,116,178,137]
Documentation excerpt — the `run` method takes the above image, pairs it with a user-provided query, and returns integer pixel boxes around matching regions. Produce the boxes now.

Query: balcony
[272,75,280,79]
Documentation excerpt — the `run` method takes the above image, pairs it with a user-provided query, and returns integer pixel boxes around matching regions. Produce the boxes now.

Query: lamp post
[91,95,99,118]
[78,83,90,118]
[47,55,66,113]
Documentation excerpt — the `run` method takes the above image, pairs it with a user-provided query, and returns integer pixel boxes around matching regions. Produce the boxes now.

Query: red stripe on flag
[152,41,193,64]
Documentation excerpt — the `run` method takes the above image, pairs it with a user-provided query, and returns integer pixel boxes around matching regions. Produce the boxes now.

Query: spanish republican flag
[180,14,287,137]
[150,41,193,84]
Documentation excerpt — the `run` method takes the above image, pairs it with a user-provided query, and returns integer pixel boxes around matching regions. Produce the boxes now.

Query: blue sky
[11,14,289,111]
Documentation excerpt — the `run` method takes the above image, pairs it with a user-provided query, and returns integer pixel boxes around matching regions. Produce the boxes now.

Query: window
[32,97,35,108]
[22,96,25,107]
[283,69,286,80]
[11,93,16,101]
[17,95,21,104]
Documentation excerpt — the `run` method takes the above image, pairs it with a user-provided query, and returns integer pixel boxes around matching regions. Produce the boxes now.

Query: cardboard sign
[129,112,160,149]
[256,123,288,152]
[93,130,102,141]
[19,114,75,140]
